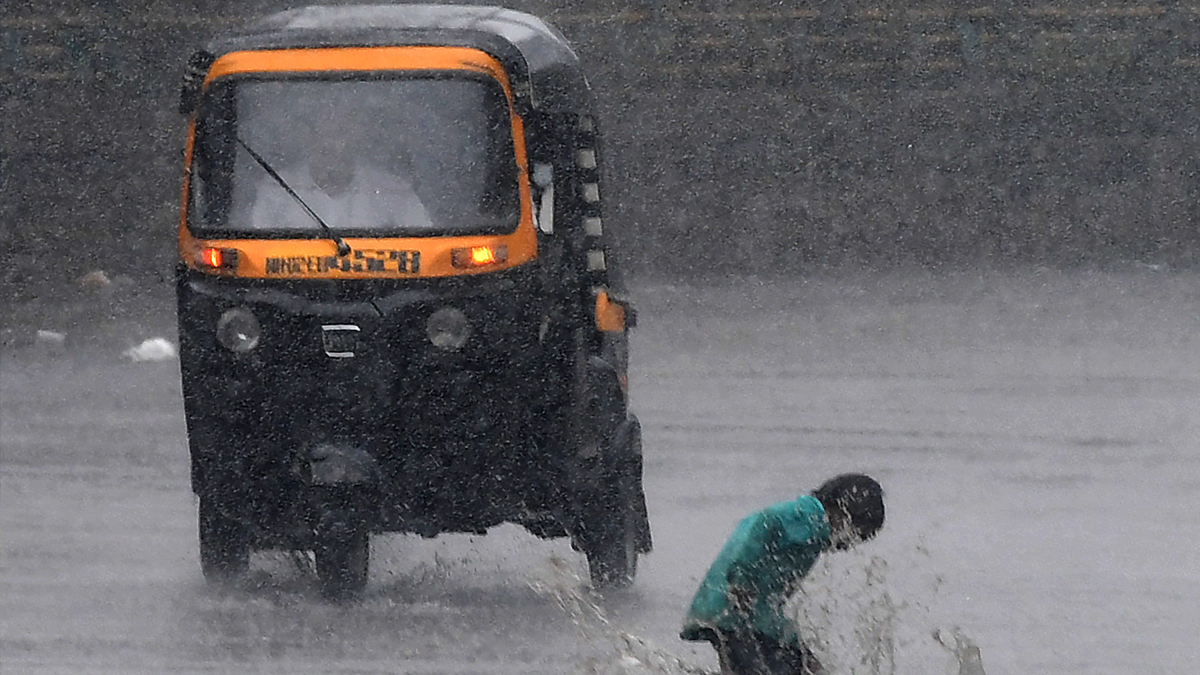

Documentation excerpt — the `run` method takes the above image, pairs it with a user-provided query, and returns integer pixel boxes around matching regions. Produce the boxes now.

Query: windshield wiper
[235,135,351,257]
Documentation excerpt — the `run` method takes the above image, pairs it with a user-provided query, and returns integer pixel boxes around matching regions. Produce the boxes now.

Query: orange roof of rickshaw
[181,4,592,114]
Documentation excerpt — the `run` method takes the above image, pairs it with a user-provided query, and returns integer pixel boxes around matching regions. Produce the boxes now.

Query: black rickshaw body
[174,4,649,596]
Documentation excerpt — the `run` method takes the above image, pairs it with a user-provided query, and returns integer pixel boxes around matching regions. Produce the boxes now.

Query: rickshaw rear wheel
[585,483,639,590]
[584,419,647,590]
[198,494,250,583]
[314,530,369,601]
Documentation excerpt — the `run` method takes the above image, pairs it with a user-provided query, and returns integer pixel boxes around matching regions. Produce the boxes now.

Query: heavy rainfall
[2,2,1199,675]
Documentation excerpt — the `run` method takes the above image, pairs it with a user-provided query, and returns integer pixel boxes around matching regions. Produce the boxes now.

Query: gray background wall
[4,0,1200,293]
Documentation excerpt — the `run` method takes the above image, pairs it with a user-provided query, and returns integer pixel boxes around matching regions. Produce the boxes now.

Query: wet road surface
[3,269,1199,674]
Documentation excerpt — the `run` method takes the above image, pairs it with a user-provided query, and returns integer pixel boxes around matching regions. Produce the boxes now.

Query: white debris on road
[123,337,178,362]
[35,330,67,346]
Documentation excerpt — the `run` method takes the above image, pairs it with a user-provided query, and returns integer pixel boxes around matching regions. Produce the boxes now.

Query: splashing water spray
[932,628,987,675]
[790,546,989,675]
[789,554,900,675]
[528,556,710,675]
[528,544,986,675]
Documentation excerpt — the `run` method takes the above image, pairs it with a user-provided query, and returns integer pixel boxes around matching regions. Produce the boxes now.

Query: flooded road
[3,269,1199,674]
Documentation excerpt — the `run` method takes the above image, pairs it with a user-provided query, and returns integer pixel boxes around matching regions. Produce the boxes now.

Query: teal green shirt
[680,495,830,648]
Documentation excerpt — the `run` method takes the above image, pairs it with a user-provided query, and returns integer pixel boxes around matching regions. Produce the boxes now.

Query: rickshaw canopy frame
[180,4,593,116]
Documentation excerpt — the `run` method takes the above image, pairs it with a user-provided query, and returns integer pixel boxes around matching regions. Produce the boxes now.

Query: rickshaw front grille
[179,266,579,529]
[181,268,557,498]
[233,294,543,443]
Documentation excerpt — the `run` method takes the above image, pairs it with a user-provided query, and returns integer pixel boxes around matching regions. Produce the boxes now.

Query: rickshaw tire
[584,433,644,590]
[198,494,250,583]
[584,476,639,590]
[315,530,369,601]
[625,418,653,555]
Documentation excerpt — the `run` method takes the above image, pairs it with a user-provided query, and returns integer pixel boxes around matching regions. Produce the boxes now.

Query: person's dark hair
[813,473,885,541]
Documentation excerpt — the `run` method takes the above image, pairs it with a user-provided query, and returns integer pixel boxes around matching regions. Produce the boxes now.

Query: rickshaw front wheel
[198,494,250,583]
[314,530,369,601]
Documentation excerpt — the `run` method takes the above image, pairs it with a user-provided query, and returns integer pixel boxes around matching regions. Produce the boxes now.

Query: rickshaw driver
[250,119,433,232]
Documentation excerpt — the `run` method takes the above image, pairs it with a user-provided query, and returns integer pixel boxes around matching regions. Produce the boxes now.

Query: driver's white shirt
[251,162,432,231]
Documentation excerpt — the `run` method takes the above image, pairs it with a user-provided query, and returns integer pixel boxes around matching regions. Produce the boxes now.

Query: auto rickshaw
[175,4,650,598]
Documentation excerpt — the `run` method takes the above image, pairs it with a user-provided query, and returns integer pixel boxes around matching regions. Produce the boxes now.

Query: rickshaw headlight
[426,307,471,351]
[215,307,261,353]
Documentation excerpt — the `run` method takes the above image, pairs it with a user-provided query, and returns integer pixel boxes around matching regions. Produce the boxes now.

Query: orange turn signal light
[195,247,239,271]
[451,244,508,269]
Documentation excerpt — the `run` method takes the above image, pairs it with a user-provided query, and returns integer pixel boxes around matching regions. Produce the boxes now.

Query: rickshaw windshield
[190,73,520,238]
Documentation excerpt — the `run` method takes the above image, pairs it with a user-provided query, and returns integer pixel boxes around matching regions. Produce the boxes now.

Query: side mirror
[178,50,215,115]
[532,163,554,234]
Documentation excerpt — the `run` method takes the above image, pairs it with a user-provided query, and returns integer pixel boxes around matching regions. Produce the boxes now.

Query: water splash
[933,628,987,675]
[527,543,980,675]
[527,557,712,675]
[787,541,976,675]
[790,554,900,675]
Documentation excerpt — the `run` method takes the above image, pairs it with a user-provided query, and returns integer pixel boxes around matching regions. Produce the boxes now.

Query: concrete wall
[4,1,1200,290]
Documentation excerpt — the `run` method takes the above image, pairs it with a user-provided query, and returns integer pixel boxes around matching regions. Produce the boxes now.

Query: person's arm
[723,511,774,613]
[725,581,756,618]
